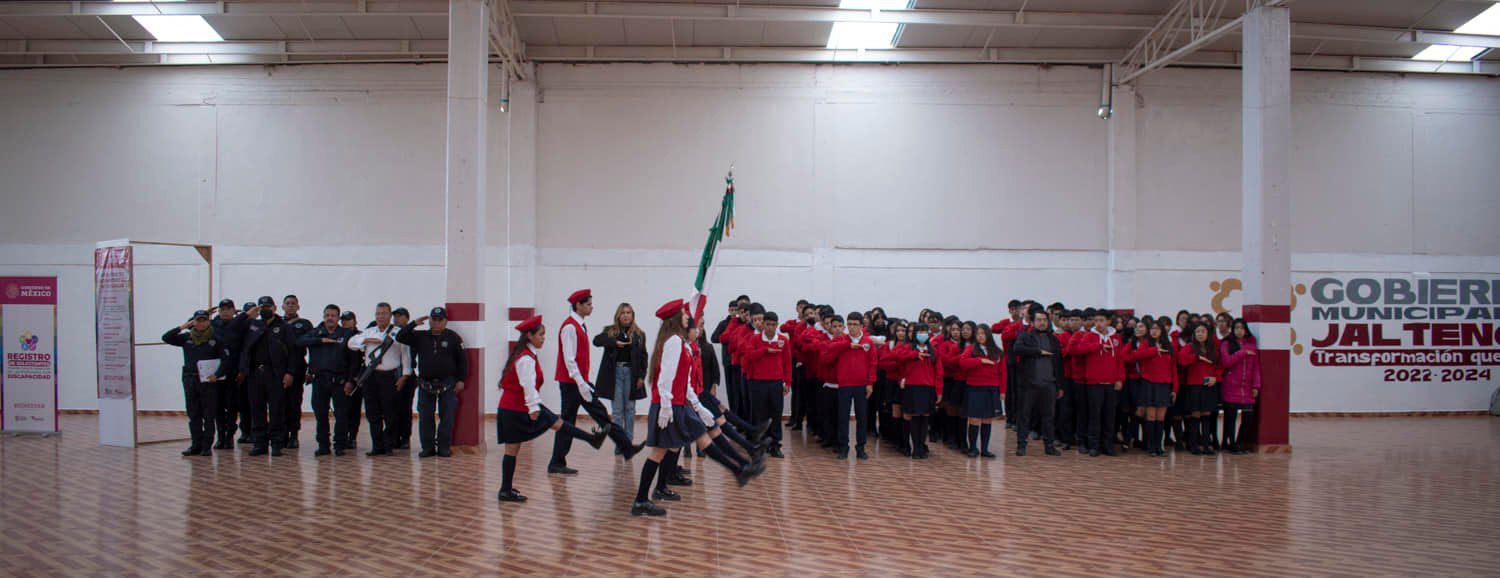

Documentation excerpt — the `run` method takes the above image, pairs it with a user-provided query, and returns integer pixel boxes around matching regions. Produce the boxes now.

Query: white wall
[1,62,1498,415]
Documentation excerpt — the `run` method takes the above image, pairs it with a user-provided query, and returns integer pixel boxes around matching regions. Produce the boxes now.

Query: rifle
[354,326,397,390]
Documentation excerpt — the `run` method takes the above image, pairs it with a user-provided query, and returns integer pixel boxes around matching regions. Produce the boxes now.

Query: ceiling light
[1411,3,1498,62]
[826,0,911,50]
[132,15,222,42]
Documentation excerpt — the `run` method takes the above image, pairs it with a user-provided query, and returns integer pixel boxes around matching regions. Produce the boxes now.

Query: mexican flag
[688,170,734,324]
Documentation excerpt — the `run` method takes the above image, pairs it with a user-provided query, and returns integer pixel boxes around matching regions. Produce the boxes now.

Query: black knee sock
[1151,421,1163,452]
[966,424,978,450]
[916,416,930,451]
[712,435,749,468]
[980,423,993,452]
[720,422,759,454]
[1202,416,1216,448]
[656,451,678,492]
[1169,419,1182,445]
[1185,417,1198,448]
[501,455,517,491]
[703,442,743,474]
[635,459,660,502]
[899,419,909,450]
[559,420,592,441]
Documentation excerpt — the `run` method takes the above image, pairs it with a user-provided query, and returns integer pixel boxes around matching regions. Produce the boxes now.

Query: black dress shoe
[334,448,346,457]
[366,449,389,457]
[314,447,331,456]
[438,449,452,458]
[631,500,666,516]
[419,449,438,458]
[1103,448,1119,457]
[397,440,410,450]
[1044,445,1062,456]
[856,448,869,460]
[836,451,848,460]
[497,489,528,503]
[270,447,284,457]
[182,446,201,456]
[1089,448,1101,457]
[734,461,765,487]
[768,446,785,459]
[249,446,268,456]
[651,488,681,502]
[214,440,232,450]
[548,465,579,475]
[980,451,997,458]
[966,448,980,458]
[621,442,647,461]
[666,474,693,487]
[198,447,213,457]
[586,426,609,450]
[1015,445,1027,456]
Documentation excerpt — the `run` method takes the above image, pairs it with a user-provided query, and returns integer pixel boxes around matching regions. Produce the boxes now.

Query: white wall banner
[1,277,58,433]
[1292,275,1500,411]
[94,244,136,446]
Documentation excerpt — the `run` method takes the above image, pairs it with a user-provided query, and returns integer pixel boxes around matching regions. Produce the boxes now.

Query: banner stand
[95,239,212,447]
[2,276,60,435]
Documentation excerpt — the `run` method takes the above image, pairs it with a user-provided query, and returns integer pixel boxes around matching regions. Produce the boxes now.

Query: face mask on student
[916,332,930,344]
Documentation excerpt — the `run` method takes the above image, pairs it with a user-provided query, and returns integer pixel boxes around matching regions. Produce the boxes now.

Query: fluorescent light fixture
[132,15,223,42]
[1411,2,1498,61]
[826,0,912,50]
[1411,44,1485,61]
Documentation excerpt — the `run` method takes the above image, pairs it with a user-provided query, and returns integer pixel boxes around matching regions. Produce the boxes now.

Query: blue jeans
[611,365,636,445]
[417,386,458,453]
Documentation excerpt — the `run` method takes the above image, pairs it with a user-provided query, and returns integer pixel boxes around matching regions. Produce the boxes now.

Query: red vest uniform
[554,315,589,385]
[651,337,692,406]
[499,347,542,412]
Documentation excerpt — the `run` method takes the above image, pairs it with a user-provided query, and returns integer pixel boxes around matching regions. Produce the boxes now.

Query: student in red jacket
[783,300,810,431]
[807,306,840,448]
[934,318,966,451]
[959,324,1006,458]
[1177,323,1223,455]
[1130,320,1178,456]
[1055,309,1083,450]
[890,322,943,459]
[993,299,1026,432]
[876,319,911,454]
[742,311,794,458]
[822,312,878,460]
[1070,309,1126,457]
[1119,320,1147,452]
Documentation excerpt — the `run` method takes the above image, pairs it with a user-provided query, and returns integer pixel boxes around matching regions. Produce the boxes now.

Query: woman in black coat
[594,303,648,447]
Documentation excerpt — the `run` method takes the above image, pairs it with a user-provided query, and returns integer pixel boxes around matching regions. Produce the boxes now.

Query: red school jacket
[823,332,878,387]
[1130,342,1180,393]
[741,331,794,386]
[1177,343,1223,387]
[958,344,1007,393]
[1068,328,1126,385]
[887,342,944,397]
[932,335,964,381]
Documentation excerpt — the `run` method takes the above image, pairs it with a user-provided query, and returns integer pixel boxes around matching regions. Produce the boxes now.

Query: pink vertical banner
[94,246,135,401]
[1,276,59,433]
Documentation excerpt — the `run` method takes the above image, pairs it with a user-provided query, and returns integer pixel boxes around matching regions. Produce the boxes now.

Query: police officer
[391,307,416,449]
[209,298,242,449]
[396,307,467,458]
[297,304,354,456]
[237,296,296,457]
[339,310,364,451]
[163,310,232,456]
[281,295,314,449]
[347,303,411,456]
[232,300,258,444]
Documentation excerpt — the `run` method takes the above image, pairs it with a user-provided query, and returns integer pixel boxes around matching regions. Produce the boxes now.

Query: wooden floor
[2,415,1498,576]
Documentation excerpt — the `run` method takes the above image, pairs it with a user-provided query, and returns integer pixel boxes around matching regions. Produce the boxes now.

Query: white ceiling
[0,0,1495,72]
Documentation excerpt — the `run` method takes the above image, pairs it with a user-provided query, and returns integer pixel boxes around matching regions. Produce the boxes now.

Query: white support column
[1241,4,1291,451]
[444,0,489,449]
[1106,83,1138,311]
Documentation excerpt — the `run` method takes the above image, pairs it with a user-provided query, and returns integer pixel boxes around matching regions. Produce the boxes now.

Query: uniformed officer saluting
[209,298,242,450]
[296,304,354,456]
[237,296,297,457]
[396,307,467,458]
[281,295,314,449]
[347,303,412,456]
[163,309,232,456]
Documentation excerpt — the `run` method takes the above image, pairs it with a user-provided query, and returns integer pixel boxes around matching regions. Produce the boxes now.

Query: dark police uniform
[297,319,354,455]
[237,297,296,455]
[395,307,468,457]
[283,314,314,448]
[162,312,232,455]
[209,299,244,449]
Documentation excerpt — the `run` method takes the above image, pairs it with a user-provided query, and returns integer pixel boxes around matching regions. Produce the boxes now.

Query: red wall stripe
[1243,304,1291,323]
[444,302,484,322]
[507,307,535,322]
[1251,349,1290,447]
[452,348,485,447]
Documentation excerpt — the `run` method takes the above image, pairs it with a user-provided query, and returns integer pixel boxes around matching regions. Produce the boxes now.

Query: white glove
[579,382,596,403]
[692,400,714,426]
[657,405,673,429]
[824,382,838,389]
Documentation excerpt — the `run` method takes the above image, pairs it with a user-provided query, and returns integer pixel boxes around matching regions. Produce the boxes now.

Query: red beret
[655,298,686,320]
[567,289,592,304]
[515,315,543,334]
